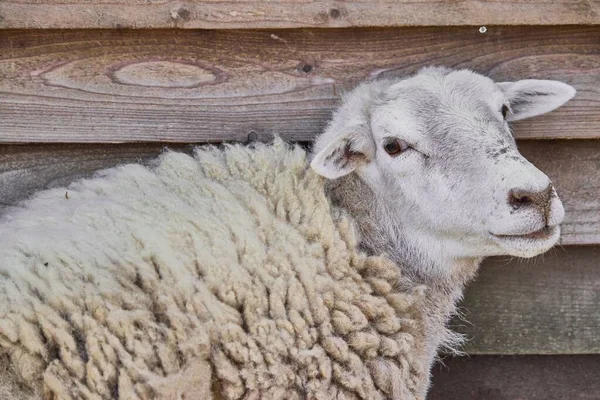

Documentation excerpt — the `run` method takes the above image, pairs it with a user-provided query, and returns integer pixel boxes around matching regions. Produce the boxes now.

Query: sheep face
[311,68,575,262]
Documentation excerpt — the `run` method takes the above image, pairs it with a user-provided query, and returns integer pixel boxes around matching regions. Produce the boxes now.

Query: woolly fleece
[0,140,428,400]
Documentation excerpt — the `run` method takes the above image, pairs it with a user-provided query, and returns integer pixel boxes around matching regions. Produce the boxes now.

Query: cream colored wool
[0,140,429,400]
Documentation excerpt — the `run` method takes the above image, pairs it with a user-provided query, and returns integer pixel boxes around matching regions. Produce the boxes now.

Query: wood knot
[329,8,341,19]
[112,61,217,88]
[247,131,258,142]
[301,64,313,73]
[171,7,191,21]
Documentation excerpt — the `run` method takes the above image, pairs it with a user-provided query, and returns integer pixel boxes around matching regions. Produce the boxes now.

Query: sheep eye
[501,104,509,119]
[383,139,407,156]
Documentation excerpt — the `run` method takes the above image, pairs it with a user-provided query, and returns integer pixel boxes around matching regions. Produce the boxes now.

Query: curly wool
[0,140,429,400]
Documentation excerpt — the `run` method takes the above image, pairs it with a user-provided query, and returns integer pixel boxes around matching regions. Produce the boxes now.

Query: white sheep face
[311,68,575,264]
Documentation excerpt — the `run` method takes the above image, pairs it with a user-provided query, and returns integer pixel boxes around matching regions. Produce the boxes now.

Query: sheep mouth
[493,225,557,241]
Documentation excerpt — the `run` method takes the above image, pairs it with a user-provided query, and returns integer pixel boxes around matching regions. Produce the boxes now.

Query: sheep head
[311,67,575,268]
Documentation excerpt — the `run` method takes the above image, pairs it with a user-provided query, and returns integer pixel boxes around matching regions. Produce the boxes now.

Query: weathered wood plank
[1,0,599,29]
[0,140,599,245]
[519,140,600,246]
[0,27,599,143]
[0,144,178,209]
[429,355,600,399]
[457,246,600,354]
[0,143,599,353]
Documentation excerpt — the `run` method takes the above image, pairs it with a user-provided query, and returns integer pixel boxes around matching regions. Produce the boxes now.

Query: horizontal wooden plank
[457,246,600,354]
[429,355,600,399]
[1,1,599,29]
[519,140,600,246]
[0,144,173,209]
[0,27,599,143]
[0,143,598,354]
[0,140,598,245]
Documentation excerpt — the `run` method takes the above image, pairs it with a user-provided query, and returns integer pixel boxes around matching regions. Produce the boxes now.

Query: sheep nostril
[509,191,530,209]
[518,195,531,204]
[508,186,552,210]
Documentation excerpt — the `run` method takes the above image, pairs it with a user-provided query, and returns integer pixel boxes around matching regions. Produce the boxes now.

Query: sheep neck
[325,174,482,359]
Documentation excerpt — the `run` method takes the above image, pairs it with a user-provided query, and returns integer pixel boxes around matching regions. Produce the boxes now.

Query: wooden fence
[1,1,599,397]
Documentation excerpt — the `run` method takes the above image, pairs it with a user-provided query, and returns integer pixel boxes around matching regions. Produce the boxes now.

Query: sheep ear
[497,80,576,121]
[311,81,379,179]
[310,133,374,179]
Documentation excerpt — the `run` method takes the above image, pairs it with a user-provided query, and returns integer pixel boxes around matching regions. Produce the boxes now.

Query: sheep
[0,67,575,400]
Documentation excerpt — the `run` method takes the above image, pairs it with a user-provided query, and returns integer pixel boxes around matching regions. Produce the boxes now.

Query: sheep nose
[508,185,553,216]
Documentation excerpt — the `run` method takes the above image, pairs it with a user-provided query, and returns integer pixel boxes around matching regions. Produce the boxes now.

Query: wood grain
[0,0,599,29]
[457,246,600,354]
[519,140,600,246]
[0,144,173,208]
[429,355,600,399]
[0,140,599,245]
[0,27,599,143]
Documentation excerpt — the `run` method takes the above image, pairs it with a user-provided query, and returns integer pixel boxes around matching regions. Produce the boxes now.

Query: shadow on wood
[456,246,600,354]
[429,354,600,400]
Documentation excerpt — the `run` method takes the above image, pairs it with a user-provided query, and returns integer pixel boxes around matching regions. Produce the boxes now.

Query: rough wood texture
[1,1,599,29]
[457,246,600,354]
[0,140,599,246]
[0,144,179,209]
[0,27,599,143]
[0,143,598,354]
[429,355,600,399]
[519,140,600,246]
